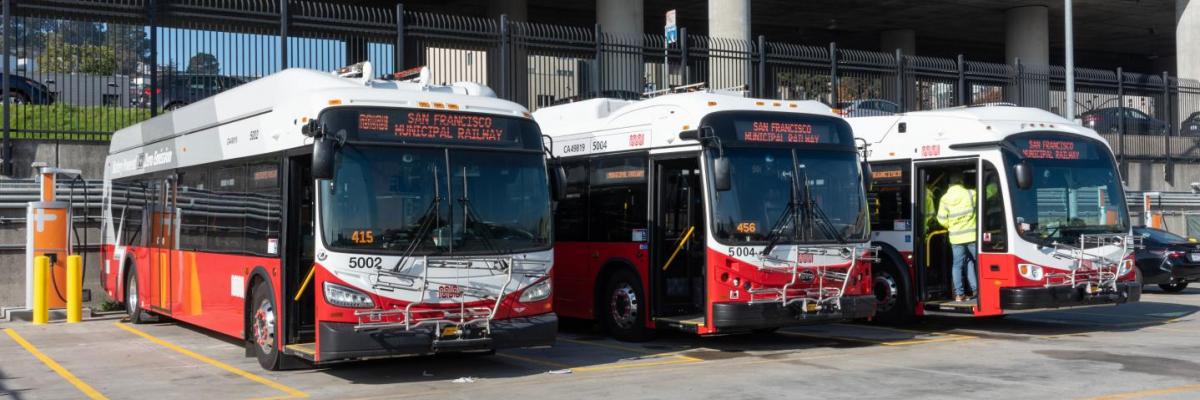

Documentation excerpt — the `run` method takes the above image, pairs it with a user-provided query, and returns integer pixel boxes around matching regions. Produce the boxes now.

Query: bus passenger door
[148,178,176,314]
[284,156,316,345]
[652,158,706,320]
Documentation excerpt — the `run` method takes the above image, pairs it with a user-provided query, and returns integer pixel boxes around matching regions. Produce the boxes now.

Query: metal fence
[2,0,1199,178]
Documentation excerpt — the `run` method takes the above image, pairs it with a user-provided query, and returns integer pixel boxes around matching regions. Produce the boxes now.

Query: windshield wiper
[391,166,443,272]
[458,166,511,256]
[796,158,848,245]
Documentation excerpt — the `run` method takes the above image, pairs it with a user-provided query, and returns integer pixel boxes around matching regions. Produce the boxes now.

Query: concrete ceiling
[371,0,1177,70]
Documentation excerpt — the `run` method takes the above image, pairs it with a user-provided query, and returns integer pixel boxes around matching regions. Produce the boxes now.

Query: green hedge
[5,104,151,141]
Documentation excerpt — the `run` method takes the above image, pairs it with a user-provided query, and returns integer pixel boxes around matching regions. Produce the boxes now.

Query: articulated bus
[533,90,876,340]
[100,63,557,369]
[849,105,1140,320]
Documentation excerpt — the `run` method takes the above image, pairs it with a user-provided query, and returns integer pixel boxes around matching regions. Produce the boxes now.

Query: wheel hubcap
[610,283,639,329]
[127,276,138,314]
[874,272,899,313]
[253,299,276,353]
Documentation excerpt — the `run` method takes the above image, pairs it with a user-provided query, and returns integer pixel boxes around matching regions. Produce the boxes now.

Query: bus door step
[655,314,705,333]
[923,300,976,314]
[284,342,317,361]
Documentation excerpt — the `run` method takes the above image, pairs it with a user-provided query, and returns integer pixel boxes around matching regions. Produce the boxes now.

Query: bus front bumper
[999,282,1141,311]
[316,313,557,363]
[711,294,877,331]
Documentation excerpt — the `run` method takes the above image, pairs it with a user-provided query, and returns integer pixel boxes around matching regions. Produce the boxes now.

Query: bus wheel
[1159,281,1189,293]
[602,270,652,342]
[251,282,282,370]
[872,261,913,323]
[125,271,150,324]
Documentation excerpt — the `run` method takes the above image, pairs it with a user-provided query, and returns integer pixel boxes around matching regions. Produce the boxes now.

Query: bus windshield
[1003,134,1129,246]
[320,144,552,255]
[710,147,869,244]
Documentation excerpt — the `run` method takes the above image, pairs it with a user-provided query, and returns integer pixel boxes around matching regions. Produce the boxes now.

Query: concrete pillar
[489,0,528,105]
[1005,6,1049,66]
[488,0,527,22]
[1007,5,1049,109]
[708,0,751,91]
[597,0,644,95]
[880,29,916,56]
[1179,0,1199,80]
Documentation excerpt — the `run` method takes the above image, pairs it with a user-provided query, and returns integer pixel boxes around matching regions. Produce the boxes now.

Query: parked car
[139,74,246,111]
[1182,111,1200,136]
[834,99,901,117]
[5,74,55,105]
[1078,107,1169,135]
[1133,226,1200,292]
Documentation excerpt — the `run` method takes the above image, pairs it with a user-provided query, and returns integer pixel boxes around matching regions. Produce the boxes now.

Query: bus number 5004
[348,257,383,269]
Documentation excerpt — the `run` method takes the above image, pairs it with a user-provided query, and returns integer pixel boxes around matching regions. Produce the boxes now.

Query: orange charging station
[25,165,82,314]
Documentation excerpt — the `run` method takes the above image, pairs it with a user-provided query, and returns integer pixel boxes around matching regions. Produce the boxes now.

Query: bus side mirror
[550,165,567,201]
[312,136,337,180]
[714,156,732,192]
[1014,161,1032,190]
[860,161,873,191]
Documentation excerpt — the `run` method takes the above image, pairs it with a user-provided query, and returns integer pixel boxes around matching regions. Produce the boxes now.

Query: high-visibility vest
[937,184,977,244]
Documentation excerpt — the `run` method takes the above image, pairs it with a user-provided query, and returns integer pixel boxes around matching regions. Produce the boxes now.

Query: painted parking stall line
[113,323,308,399]
[4,328,108,400]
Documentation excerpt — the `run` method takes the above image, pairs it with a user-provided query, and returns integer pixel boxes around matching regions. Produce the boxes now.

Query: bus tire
[125,270,150,324]
[872,257,914,323]
[250,281,282,370]
[602,269,653,342]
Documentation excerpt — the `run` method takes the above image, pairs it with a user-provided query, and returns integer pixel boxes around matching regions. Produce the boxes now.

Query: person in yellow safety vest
[937,172,978,302]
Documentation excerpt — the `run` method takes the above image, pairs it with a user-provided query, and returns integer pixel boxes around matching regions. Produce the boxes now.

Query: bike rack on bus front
[1048,233,1140,294]
[352,256,549,346]
[748,244,878,316]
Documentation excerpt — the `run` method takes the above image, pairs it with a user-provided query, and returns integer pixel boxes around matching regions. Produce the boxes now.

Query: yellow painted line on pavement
[4,328,108,400]
[1088,384,1200,400]
[559,337,662,354]
[113,323,308,399]
[778,329,975,346]
[496,352,572,369]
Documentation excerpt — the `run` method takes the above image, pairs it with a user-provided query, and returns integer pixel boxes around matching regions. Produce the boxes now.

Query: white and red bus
[533,90,876,340]
[100,63,557,369]
[849,105,1140,320]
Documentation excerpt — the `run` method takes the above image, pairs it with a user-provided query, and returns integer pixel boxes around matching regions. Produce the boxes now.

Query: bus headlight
[1118,259,1134,277]
[1017,264,1044,281]
[324,282,375,308]
[519,279,552,303]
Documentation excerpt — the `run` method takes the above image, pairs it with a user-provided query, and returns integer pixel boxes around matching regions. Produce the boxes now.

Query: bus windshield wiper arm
[392,166,443,272]
[761,149,805,256]
[797,161,848,245]
[458,166,510,256]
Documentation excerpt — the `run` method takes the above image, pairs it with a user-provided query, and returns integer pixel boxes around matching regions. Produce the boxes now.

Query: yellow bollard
[32,256,49,324]
[67,255,82,323]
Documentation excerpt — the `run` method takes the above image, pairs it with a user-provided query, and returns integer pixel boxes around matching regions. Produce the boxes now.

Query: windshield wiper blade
[391,166,443,272]
[796,162,848,244]
[458,166,512,257]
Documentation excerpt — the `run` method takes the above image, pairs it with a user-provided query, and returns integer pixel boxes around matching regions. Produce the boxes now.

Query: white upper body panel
[532,91,837,158]
[849,105,1109,162]
[104,67,529,181]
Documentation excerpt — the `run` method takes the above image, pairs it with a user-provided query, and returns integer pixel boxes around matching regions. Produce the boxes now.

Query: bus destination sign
[740,121,822,144]
[357,111,509,143]
[1012,138,1098,161]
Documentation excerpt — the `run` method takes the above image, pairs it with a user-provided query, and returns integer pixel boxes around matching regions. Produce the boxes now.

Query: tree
[186,53,220,75]
[35,32,117,75]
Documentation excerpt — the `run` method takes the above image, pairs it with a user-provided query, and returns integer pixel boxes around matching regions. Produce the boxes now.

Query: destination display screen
[702,111,852,147]
[321,107,541,150]
[1008,136,1103,161]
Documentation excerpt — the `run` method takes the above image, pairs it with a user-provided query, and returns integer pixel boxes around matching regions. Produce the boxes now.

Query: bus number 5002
[348,257,383,269]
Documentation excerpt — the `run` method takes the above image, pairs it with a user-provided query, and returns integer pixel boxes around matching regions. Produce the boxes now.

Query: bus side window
[588,156,648,242]
[554,159,589,242]
[981,161,1007,252]
[177,168,209,251]
[246,159,282,256]
[209,165,247,254]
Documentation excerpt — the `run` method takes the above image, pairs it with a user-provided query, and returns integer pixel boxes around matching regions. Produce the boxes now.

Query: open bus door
[282,155,317,361]
[652,157,707,330]
[913,159,978,315]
